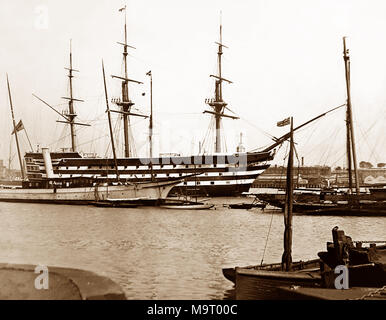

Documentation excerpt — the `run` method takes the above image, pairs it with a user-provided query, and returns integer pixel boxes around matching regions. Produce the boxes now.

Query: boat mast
[102,61,120,182]
[112,6,146,158]
[342,37,360,196]
[63,40,84,152]
[204,14,238,153]
[147,71,153,158]
[282,117,294,271]
[122,6,130,158]
[6,75,25,180]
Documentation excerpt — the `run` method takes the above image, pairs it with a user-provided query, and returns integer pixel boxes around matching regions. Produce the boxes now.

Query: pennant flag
[146,70,152,76]
[119,6,126,12]
[11,120,24,135]
[277,117,290,127]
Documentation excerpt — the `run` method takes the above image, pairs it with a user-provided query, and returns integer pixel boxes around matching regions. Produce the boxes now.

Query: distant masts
[204,16,238,153]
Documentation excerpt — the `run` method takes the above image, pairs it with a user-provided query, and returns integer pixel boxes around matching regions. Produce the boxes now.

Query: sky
[0,0,385,169]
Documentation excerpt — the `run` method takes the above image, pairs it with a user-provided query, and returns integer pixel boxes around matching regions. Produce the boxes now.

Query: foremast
[61,40,84,152]
[32,41,89,153]
[204,18,238,154]
[112,6,147,158]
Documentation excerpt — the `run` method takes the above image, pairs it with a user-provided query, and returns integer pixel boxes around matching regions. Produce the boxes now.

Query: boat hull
[235,268,321,300]
[0,180,179,205]
[24,151,274,197]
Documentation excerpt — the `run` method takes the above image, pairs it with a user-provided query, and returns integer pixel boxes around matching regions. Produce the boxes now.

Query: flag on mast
[146,70,151,76]
[277,117,290,127]
[11,120,24,135]
[119,6,126,12]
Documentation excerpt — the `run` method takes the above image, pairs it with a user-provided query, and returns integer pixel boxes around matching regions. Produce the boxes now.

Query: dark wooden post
[282,117,294,271]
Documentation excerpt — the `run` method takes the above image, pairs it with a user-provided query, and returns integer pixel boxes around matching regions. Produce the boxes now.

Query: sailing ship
[3,10,341,199]
[21,11,277,198]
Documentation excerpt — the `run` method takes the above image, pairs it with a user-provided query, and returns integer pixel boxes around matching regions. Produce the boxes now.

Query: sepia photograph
[0,0,385,310]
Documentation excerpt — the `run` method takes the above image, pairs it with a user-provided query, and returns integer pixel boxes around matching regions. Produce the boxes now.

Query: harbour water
[0,195,384,299]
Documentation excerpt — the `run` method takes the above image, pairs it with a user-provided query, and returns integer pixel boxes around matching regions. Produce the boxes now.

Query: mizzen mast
[112,6,147,158]
[204,15,238,153]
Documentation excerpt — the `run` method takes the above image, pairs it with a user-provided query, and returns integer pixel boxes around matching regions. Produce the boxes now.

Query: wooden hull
[223,259,321,300]
[257,194,386,216]
[235,268,321,300]
[24,151,274,198]
[0,180,179,205]
[223,259,320,284]
[292,202,386,216]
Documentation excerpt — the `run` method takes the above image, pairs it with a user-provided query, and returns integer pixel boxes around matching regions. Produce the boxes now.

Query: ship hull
[0,180,179,205]
[24,151,274,197]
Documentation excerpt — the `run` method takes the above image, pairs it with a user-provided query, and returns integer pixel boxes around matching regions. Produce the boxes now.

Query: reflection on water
[0,198,385,299]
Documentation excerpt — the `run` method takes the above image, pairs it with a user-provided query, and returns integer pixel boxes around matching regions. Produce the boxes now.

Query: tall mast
[102,61,120,181]
[6,74,25,180]
[122,6,130,158]
[204,14,238,153]
[63,40,84,152]
[147,70,153,158]
[282,117,294,271]
[343,37,360,196]
[112,6,147,158]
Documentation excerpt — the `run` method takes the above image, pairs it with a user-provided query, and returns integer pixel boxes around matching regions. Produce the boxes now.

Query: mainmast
[112,6,147,158]
[342,37,360,197]
[62,40,84,152]
[204,16,238,153]
[6,75,25,180]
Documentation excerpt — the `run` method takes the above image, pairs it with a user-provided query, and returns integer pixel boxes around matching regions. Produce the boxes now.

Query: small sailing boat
[222,117,322,299]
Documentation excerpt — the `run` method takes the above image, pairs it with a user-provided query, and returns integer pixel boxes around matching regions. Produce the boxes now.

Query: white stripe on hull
[0,182,176,202]
[52,169,265,180]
